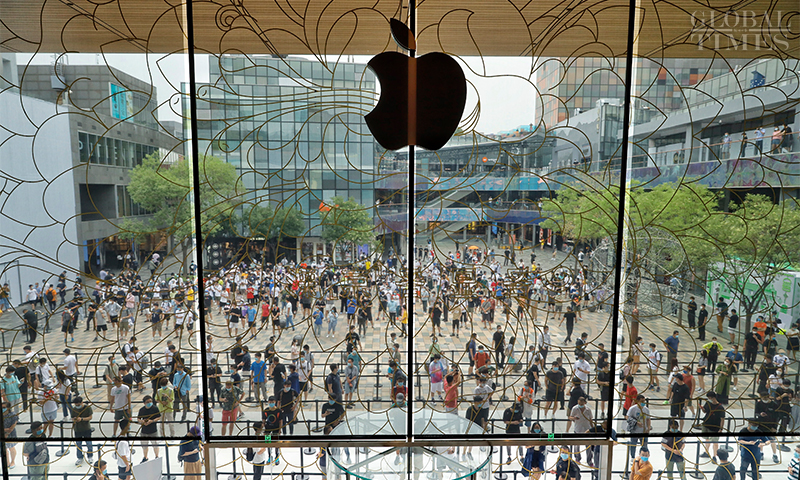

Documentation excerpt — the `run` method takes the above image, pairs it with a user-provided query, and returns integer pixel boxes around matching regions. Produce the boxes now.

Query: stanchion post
[688,437,704,479]
[55,421,70,457]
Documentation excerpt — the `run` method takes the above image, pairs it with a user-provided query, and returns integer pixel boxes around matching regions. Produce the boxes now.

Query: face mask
[37,428,44,435]
[749,425,758,431]
[670,428,678,433]
[795,452,800,459]
[146,402,153,408]
[578,404,585,409]
[533,428,541,433]
[641,457,649,462]
[560,454,569,460]
[111,360,115,364]
[328,400,335,405]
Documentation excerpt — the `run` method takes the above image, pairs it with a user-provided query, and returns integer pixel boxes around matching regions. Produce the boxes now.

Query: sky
[17,53,536,134]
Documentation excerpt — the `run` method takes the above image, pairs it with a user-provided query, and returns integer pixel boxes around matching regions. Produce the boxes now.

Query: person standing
[698,304,709,341]
[137,396,161,462]
[699,392,725,458]
[630,447,653,480]
[626,395,651,459]
[755,126,765,155]
[664,331,680,371]
[560,306,577,344]
[687,297,697,330]
[738,418,769,480]
[70,396,94,465]
[179,426,203,480]
[493,325,506,368]
[712,450,736,480]
[715,297,728,333]
[23,421,49,480]
[661,419,686,480]
[157,377,176,437]
[115,420,132,480]
[788,445,800,480]
[22,308,38,343]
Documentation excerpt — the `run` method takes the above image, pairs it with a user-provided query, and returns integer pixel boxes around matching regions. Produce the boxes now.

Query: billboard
[110,83,133,120]
[706,263,800,328]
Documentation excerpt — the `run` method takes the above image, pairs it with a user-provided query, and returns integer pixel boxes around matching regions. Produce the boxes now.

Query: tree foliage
[245,204,305,241]
[125,153,237,264]
[320,196,376,258]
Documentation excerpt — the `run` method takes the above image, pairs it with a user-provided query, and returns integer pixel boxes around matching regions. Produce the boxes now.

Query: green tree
[245,203,305,263]
[709,194,800,332]
[125,152,237,271]
[320,196,376,264]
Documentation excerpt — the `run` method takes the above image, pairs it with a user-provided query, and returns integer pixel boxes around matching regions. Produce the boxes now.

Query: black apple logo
[365,19,467,151]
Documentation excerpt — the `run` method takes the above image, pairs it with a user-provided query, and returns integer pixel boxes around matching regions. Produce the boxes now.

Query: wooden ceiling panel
[1,0,797,58]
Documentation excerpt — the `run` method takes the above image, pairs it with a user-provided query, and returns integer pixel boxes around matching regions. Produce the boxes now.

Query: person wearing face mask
[344,358,360,408]
[565,397,593,461]
[542,361,564,419]
[279,381,299,435]
[138,395,161,461]
[715,358,734,404]
[660,420,686,480]
[260,396,282,463]
[631,447,652,480]
[321,394,345,434]
[70,396,94,465]
[89,460,109,480]
[711,449,735,480]
[524,423,547,479]
[788,445,800,480]
[502,401,524,462]
[552,447,580,480]
[103,355,119,407]
[23,421,49,480]
[664,331,681,372]
[743,327,763,372]
[738,419,769,480]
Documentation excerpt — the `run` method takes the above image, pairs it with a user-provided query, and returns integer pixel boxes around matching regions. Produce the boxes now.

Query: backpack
[245,447,255,462]
[61,310,71,327]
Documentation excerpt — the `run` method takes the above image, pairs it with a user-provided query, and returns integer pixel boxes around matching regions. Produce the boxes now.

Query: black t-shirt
[231,345,243,361]
[138,405,161,434]
[776,387,793,413]
[556,459,581,480]
[321,402,345,427]
[687,301,697,317]
[701,401,725,429]
[745,332,759,350]
[564,311,576,324]
[597,370,610,390]
[568,385,585,411]
[661,435,685,462]
[755,399,777,425]
[263,408,281,433]
[698,309,708,324]
[326,372,342,400]
[729,314,739,328]
[345,332,360,346]
[493,331,505,350]
[122,373,134,389]
[208,366,223,386]
[671,383,690,406]
[465,405,483,426]
[70,405,93,433]
[545,369,564,392]
[503,408,522,434]
[148,366,166,388]
[279,389,298,412]
[272,364,286,386]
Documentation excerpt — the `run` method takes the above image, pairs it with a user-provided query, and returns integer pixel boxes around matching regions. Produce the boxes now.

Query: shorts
[140,431,159,446]
[727,326,736,333]
[301,381,310,392]
[114,409,130,421]
[110,316,119,324]
[451,319,460,327]
[42,410,58,422]
[119,466,131,479]
[222,408,237,424]
[469,359,475,367]
[701,426,721,438]
[545,390,557,401]
[344,380,358,394]
[430,382,444,394]
[96,325,108,332]
[273,318,281,327]
[432,318,441,327]
[670,404,686,418]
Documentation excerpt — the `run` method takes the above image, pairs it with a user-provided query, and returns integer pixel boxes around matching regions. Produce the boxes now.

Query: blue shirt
[288,372,300,393]
[314,310,324,325]
[247,308,256,323]
[251,360,267,383]
[726,351,743,363]
[173,370,192,396]
[665,336,680,354]
[738,430,768,463]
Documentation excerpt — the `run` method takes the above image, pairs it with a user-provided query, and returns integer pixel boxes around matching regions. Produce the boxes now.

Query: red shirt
[475,351,490,369]
[444,380,458,408]
[682,373,694,394]
[261,303,270,317]
[623,385,638,410]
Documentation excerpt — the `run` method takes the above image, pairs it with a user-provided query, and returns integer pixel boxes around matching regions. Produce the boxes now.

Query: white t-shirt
[37,387,58,413]
[647,350,661,370]
[116,440,131,468]
[111,384,130,409]
[35,364,52,385]
[63,355,78,376]
[574,359,591,381]
[252,447,268,465]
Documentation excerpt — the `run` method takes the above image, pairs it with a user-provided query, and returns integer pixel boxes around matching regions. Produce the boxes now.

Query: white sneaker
[75,459,83,466]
